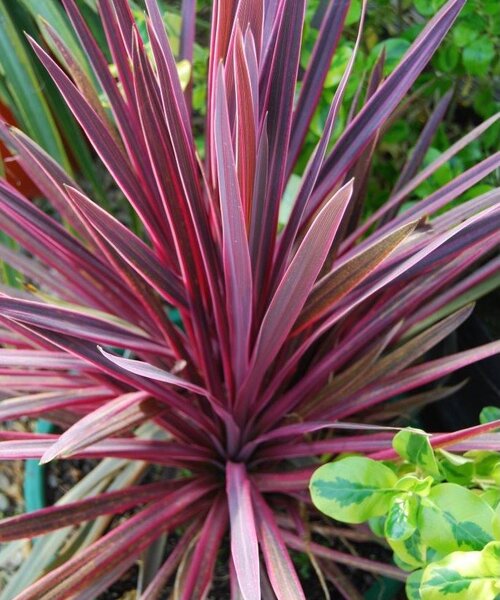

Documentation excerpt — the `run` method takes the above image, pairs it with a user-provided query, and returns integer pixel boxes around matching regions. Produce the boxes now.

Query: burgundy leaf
[40,391,162,463]
[226,462,261,600]
[253,489,306,599]
[287,0,351,173]
[215,64,253,388]
[15,480,215,600]
[241,180,353,402]
[0,480,183,541]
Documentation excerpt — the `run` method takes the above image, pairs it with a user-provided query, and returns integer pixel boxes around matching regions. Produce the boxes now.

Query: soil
[46,459,99,505]
[0,461,23,519]
[96,527,405,599]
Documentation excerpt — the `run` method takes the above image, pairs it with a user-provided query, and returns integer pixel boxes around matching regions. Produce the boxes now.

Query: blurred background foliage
[0,0,498,215]
[299,0,500,213]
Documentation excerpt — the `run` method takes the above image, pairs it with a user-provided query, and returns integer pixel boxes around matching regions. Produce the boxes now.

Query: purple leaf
[0,480,182,541]
[16,480,215,600]
[40,391,162,463]
[242,180,353,400]
[252,0,305,300]
[287,0,351,173]
[226,462,261,600]
[253,490,306,599]
[176,494,228,599]
[214,64,253,388]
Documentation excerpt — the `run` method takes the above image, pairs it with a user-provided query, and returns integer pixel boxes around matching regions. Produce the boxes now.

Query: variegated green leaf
[437,449,474,485]
[390,527,428,571]
[310,457,398,523]
[406,569,424,600]
[393,429,441,479]
[481,489,500,510]
[420,484,496,555]
[465,450,500,484]
[395,474,434,496]
[420,542,500,600]
[385,493,419,541]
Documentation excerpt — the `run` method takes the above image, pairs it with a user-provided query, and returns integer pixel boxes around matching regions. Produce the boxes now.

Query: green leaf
[484,0,500,15]
[415,0,436,16]
[393,429,441,478]
[420,542,500,600]
[395,475,434,496]
[0,0,70,170]
[345,0,361,26]
[385,493,419,541]
[369,39,412,76]
[465,450,500,483]
[324,44,353,88]
[481,489,500,510]
[384,120,411,144]
[0,232,20,288]
[437,449,474,485]
[406,570,424,600]
[77,0,98,9]
[420,484,495,555]
[445,517,494,551]
[390,527,428,570]
[279,174,301,229]
[310,457,398,523]
[480,406,500,425]
[20,0,93,80]
[463,38,495,76]
[433,43,460,73]
[422,568,473,596]
[368,515,386,538]
[451,18,482,47]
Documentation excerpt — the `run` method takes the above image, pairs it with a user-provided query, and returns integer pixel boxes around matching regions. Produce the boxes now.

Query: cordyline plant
[0,0,499,598]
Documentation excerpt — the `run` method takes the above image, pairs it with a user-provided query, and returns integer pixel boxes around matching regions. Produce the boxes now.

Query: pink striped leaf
[0,297,172,356]
[175,494,228,599]
[329,340,500,420]
[40,391,163,463]
[0,437,215,466]
[0,480,183,541]
[0,388,110,421]
[214,64,253,387]
[252,489,306,600]
[309,0,466,219]
[226,461,261,600]
[64,186,186,308]
[243,180,353,396]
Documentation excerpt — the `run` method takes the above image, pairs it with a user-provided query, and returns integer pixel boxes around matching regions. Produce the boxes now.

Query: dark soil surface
[46,458,99,505]
[96,527,405,599]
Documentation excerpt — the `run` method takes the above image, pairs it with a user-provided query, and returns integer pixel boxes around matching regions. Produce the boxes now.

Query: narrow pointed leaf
[246,180,353,390]
[40,392,162,463]
[0,480,182,541]
[226,462,261,600]
[253,490,306,600]
[214,64,253,386]
[295,219,418,332]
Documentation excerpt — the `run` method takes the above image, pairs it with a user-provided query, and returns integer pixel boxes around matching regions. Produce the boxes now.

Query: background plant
[0,0,109,200]
[0,0,499,598]
[299,0,500,213]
